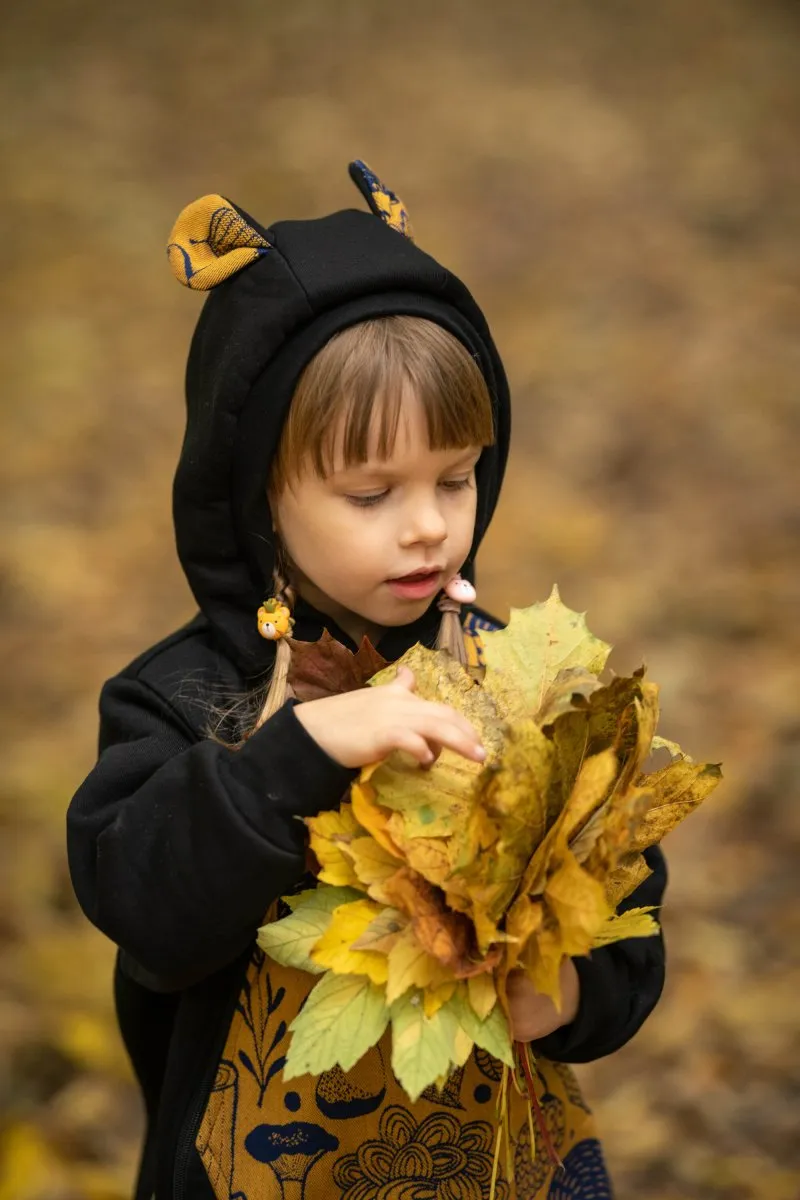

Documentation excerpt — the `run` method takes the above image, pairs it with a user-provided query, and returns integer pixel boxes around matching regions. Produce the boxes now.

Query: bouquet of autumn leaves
[258,586,722,1104]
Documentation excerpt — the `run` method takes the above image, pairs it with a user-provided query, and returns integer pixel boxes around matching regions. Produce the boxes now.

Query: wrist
[558,958,580,1026]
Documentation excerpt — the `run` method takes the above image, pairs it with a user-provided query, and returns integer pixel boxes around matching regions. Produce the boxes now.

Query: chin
[378,599,436,626]
[378,613,426,628]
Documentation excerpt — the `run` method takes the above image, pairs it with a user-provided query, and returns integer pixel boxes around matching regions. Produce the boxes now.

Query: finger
[391,666,417,693]
[419,743,442,771]
[407,697,482,743]
[413,717,487,763]
[417,702,485,750]
[389,729,437,766]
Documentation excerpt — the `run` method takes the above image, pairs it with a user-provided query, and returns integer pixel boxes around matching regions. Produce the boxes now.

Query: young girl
[67,162,667,1200]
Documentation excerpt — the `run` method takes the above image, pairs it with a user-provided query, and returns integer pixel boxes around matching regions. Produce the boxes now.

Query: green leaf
[283,885,364,913]
[449,988,513,1067]
[390,991,462,1102]
[283,972,389,1078]
[257,886,363,972]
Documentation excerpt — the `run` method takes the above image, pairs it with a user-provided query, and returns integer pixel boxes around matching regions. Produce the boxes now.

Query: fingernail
[474,745,486,761]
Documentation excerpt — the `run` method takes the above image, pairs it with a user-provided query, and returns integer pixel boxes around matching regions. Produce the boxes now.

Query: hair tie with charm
[435,574,476,665]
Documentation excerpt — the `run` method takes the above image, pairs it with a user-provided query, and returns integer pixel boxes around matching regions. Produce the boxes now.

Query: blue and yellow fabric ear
[167,196,271,291]
[348,159,415,241]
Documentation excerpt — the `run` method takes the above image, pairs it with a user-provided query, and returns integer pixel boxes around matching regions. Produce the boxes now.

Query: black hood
[169,162,511,678]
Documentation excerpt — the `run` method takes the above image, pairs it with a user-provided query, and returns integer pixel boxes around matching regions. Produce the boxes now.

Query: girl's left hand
[506,959,580,1043]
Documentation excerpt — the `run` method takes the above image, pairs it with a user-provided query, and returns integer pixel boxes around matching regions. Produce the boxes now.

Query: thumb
[392,665,417,693]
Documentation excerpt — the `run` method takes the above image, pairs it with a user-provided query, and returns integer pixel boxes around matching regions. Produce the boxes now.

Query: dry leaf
[280,589,723,1097]
[310,899,389,984]
[305,804,362,888]
[288,629,388,701]
[481,584,612,721]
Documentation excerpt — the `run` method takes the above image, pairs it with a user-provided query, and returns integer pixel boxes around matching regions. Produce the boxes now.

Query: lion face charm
[257,599,294,641]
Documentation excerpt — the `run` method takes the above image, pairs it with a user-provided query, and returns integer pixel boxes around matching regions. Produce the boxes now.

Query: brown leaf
[629,759,724,852]
[381,867,499,978]
[537,666,604,728]
[287,630,389,701]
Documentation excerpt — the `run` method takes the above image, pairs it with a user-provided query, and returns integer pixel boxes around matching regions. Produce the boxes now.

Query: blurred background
[1,1,799,1197]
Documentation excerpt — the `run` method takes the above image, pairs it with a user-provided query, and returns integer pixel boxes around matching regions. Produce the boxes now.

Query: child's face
[271,389,481,638]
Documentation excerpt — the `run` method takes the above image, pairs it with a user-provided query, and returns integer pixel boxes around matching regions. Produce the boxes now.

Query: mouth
[390,567,445,583]
[386,567,445,600]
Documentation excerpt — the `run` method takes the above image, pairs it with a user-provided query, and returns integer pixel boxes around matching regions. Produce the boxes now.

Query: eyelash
[346,478,474,508]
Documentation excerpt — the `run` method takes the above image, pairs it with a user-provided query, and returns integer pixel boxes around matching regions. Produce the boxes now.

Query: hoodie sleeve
[528,844,668,1062]
[67,673,355,991]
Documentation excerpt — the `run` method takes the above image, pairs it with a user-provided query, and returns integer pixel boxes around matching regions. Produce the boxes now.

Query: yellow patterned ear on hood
[167,194,271,290]
[348,160,415,241]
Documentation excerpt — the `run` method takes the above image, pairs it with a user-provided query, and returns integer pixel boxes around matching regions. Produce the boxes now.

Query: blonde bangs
[269,316,494,492]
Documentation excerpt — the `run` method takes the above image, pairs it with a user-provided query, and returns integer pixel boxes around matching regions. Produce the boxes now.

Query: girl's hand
[506,959,580,1043]
[294,666,487,769]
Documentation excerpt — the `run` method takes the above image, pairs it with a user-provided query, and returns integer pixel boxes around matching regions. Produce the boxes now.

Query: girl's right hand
[293,666,486,769]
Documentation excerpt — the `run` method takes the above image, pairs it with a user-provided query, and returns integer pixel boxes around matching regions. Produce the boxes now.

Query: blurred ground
[1,1,799,1197]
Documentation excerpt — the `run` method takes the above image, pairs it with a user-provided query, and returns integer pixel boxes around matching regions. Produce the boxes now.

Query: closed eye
[345,492,387,508]
[440,477,474,492]
[344,476,475,508]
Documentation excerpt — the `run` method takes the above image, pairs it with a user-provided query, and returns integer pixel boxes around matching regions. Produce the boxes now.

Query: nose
[399,494,448,548]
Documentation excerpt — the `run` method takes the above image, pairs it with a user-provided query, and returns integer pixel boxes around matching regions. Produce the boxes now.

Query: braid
[252,556,297,734]
[435,575,476,666]
[435,595,469,666]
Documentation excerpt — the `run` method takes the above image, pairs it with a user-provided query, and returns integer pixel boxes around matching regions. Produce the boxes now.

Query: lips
[386,567,445,601]
[390,567,444,582]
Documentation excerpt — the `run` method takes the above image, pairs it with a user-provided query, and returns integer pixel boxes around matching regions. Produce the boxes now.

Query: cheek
[279,501,385,580]
[454,491,479,550]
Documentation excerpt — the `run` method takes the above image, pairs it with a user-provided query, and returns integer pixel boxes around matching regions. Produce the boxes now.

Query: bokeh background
[2,1,799,1197]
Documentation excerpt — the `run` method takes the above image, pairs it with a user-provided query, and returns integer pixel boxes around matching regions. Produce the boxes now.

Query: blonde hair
[228,315,494,745]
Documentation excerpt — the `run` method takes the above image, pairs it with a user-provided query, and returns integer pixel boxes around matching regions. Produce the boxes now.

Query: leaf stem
[514,1041,564,1173]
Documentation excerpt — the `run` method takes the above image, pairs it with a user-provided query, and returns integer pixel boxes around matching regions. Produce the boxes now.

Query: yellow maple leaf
[445,720,555,952]
[545,847,612,957]
[385,925,455,1004]
[605,852,653,907]
[630,759,723,850]
[536,665,604,728]
[516,746,618,902]
[347,836,400,892]
[275,589,722,1104]
[584,783,654,882]
[592,907,660,947]
[385,818,453,889]
[517,920,566,1010]
[310,899,388,985]
[467,970,498,1020]
[481,584,612,722]
[424,979,459,1019]
[566,749,621,863]
[351,906,408,954]
[369,644,505,761]
[504,893,544,972]
[306,804,363,888]
[546,673,650,812]
[617,682,661,792]
[350,773,405,859]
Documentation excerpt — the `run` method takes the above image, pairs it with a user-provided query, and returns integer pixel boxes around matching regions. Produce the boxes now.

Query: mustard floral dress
[196,943,611,1200]
[196,619,614,1200]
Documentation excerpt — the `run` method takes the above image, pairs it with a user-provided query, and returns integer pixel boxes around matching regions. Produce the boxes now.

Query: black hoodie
[66,163,666,1199]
